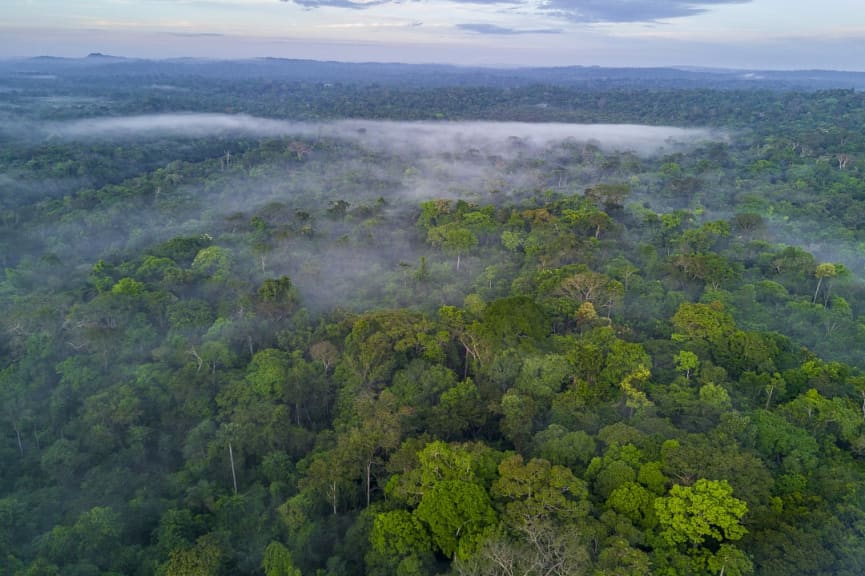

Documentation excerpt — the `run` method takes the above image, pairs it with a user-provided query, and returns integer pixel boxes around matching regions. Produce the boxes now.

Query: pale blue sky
[2,0,864,69]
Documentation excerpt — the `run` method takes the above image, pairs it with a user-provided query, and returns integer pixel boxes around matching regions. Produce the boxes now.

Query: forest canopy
[1,58,865,576]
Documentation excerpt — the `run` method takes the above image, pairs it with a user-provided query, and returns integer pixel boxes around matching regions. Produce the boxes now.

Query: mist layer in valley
[3,114,728,309]
[5,113,861,315]
[48,114,722,157]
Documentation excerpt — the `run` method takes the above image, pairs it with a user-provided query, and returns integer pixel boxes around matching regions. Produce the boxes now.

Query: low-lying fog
[9,112,860,313]
[6,114,731,310]
[49,114,722,157]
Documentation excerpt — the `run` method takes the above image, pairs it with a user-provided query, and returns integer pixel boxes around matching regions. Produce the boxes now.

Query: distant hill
[4,56,865,90]
[86,52,127,60]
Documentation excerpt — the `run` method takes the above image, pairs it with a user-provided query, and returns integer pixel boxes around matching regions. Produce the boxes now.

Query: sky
[2,0,864,70]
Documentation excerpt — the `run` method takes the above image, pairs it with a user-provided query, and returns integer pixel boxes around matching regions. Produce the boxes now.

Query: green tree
[415,480,497,559]
[750,409,819,474]
[257,276,299,318]
[262,541,302,576]
[342,390,404,507]
[619,365,653,418]
[608,481,658,528]
[655,479,748,548]
[191,246,233,283]
[162,534,225,576]
[533,425,597,471]
[427,223,478,272]
[675,350,700,381]
[707,544,754,576]
[370,509,432,558]
[586,443,643,500]
[492,454,590,526]
[343,310,436,390]
[812,262,837,305]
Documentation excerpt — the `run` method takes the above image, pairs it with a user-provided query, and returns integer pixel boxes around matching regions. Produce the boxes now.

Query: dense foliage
[2,58,865,576]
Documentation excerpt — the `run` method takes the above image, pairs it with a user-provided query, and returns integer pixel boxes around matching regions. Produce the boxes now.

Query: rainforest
[1,57,865,576]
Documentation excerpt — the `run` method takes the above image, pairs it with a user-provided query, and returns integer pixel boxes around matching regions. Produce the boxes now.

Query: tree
[326,199,350,219]
[732,212,764,239]
[439,305,487,375]
[585,182,631,211]
[300,447,354,515]
[812,263,837,305]
[595,536,651,576]
[556,271,623,318]
[391,360,459,432]
[245,348,291,399]
[750,409,819,474]
[429,378,487,440]
[674,253,739,290]
[342,390,403,508]
[257,276,299,318]
[619,365,653,419]
[191,246,233,283]
[0,366,30,458]
[586,443,643,500]
[671,301,741,370]
[707,544,754,576]
[480,296,547,352]
[370,509,432,558]
[675,350,699,381]
[415,480,497,559]
[309,340,339,374]
[655,479,748,548]
[262,541,302,576]
[606,482,658,529]
[672,301,736,345]
[491,455,590,526]
[249,216,274,274]
[162,534,226,576]
[456,522,590,576]
[769,246,815,288]
[562,206,614,239]
[343,310,436,390]
[499,391,537,451]
[427,223,478,272]
[533,425,597,471]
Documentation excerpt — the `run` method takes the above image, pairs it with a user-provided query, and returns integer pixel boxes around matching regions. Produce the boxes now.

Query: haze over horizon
[3,0,864,71]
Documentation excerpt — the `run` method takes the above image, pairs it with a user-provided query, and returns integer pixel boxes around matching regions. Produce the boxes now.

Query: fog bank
[51,114,722,157]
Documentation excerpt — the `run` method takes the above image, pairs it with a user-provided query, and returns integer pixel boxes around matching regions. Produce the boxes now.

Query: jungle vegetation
[1,58,865,576]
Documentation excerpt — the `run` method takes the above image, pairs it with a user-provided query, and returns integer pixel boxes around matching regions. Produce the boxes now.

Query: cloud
[319,20,423,29]
[284,0,391,9]
[167,32,225,36]
[285,0,519,9]
[286,0,513,7]
[457,23,563,35]
[541,0,752,23]
[282,0,751,23]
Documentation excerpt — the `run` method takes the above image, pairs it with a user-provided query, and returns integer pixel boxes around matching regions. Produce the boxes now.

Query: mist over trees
[2,58,865,576]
